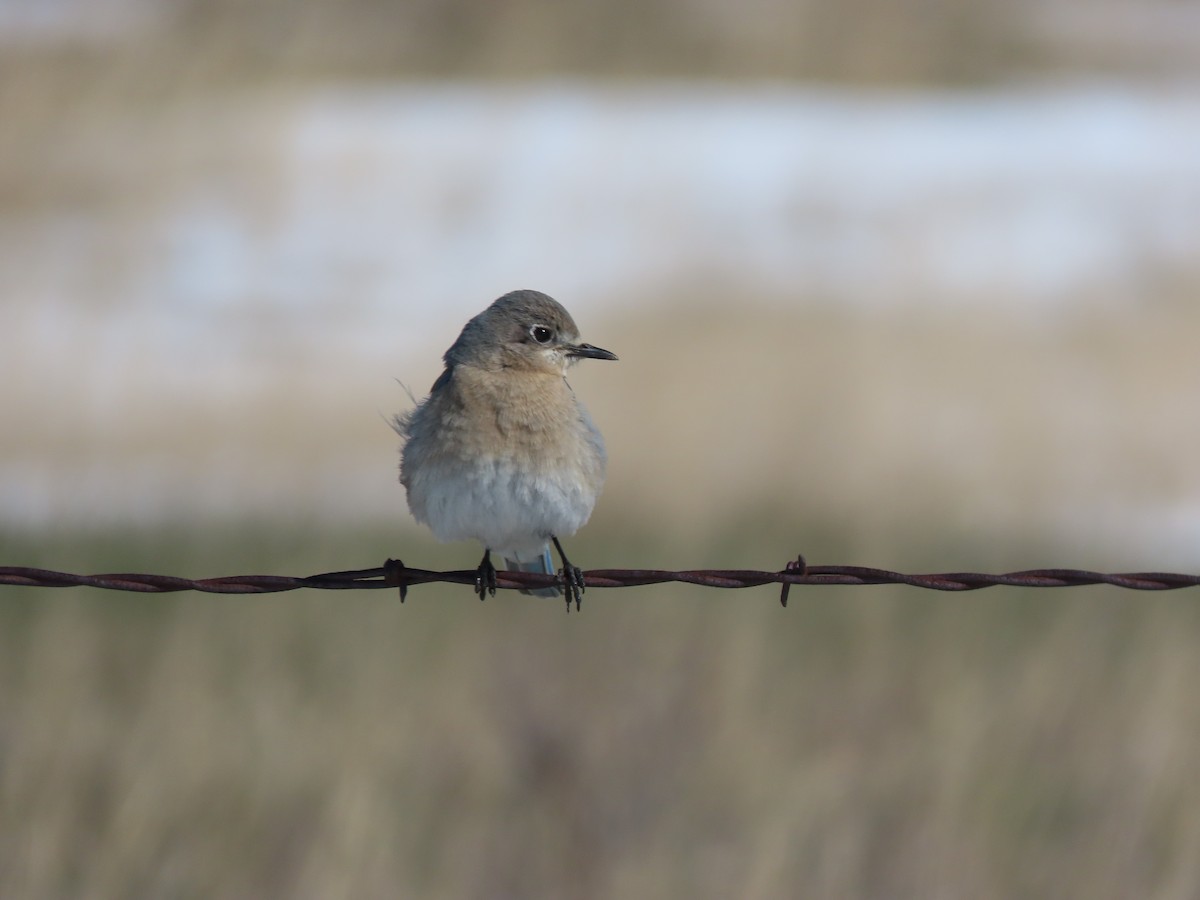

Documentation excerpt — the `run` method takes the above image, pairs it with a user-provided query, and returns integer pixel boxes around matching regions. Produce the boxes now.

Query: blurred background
[3,0,1200,896]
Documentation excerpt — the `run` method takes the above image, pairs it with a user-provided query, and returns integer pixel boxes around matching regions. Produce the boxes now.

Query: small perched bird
[394,290,617,609]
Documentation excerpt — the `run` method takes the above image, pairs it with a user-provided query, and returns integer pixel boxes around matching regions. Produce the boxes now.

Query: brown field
[5,298,1200,898]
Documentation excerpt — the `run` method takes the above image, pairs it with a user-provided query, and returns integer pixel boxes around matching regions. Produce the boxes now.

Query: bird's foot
[475,550,497,600]
[552,536,585,612]
[561,564,585,611]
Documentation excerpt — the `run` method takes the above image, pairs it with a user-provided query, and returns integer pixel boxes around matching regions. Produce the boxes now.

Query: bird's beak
[566,343,618,361]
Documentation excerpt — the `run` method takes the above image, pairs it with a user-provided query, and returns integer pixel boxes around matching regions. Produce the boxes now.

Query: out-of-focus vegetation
[0,0,1077,93]
[5,303,1200,897]
[6,517,1200,899]
[4,0,1200,896]
[2,0,1197,125]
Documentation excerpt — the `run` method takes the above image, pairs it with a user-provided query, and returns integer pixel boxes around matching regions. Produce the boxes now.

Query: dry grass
[5,296,1200,897]
[5,521,1200,898]
[0,0,1028,96]
[587,298,1200,569]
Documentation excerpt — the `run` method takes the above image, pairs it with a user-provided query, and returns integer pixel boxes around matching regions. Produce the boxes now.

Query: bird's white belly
[409,455,598,558]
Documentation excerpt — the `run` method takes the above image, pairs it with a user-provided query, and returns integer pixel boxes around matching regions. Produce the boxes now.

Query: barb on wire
[2,556,1199,608]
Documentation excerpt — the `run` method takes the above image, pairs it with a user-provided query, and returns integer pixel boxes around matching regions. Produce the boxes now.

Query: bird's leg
[475,548,497,600]
[551,536,585,611]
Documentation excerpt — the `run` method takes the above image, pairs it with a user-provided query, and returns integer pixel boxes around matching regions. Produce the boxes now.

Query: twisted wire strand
[3,559,1198,607]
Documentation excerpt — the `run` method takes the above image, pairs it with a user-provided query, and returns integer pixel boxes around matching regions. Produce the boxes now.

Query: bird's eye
[530,325,553,344]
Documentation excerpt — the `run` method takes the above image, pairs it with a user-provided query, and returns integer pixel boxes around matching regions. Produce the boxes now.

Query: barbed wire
[2,557,1198,608]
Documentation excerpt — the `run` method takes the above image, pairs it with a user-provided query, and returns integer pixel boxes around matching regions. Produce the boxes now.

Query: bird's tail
[504,547,560,597]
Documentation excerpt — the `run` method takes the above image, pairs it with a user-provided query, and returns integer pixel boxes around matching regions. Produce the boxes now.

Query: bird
[394,289,617,610]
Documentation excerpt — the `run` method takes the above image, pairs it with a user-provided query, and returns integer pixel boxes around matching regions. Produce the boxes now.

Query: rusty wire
[2,557,1199,607]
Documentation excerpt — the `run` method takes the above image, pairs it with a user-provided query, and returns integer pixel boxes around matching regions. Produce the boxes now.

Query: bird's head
[445,289,618,376]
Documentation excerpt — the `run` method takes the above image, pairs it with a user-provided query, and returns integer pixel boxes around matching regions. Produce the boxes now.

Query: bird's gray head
[444,290,618,376]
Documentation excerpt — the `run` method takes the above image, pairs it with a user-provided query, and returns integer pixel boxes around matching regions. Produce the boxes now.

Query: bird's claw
[551,536,586,611]
[475,551,497,600]
[561,564,585,612]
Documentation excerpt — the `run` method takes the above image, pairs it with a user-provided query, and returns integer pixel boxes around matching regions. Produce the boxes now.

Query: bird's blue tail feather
[504,548,560,597]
